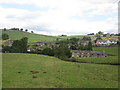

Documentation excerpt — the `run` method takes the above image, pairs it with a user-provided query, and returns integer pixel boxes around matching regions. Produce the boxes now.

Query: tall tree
[11,37,28,53]
[54,44,72,59]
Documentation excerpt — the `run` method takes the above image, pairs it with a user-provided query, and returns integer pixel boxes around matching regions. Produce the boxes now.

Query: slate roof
[36,41,56,44]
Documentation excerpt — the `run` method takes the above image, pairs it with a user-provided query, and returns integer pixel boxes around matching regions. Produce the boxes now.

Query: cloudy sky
[0,0,119,36]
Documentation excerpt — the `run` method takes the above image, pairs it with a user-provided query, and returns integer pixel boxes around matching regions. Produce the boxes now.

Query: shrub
[11,37,28,53]
[42,48,54,56]
[54,44,72,60]
[2,33,9,40]
[2,46,11,53]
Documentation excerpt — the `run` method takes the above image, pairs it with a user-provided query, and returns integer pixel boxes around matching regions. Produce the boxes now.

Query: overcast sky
[0,0,119,36]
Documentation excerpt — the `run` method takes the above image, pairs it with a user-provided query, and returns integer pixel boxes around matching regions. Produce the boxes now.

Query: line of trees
[3,28,34,33]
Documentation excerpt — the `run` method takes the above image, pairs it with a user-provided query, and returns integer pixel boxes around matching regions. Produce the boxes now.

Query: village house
[95,39,117,46]
[71,50,107,58]
[35,41,57,50]
[77,40,90,46]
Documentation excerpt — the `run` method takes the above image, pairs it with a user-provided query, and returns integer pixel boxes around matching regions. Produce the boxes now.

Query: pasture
[2,53,118,88]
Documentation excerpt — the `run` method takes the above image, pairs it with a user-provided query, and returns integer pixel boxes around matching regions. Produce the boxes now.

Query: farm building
[72,50,107,58]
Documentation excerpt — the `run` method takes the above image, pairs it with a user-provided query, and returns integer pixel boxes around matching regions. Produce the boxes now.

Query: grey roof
[36,41,56,44]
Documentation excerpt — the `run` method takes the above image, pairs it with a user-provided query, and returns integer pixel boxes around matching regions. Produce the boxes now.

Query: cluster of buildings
[33,40,108,58]
[3,38,118,58]
[95,39,117,46]
[71,50,107,58]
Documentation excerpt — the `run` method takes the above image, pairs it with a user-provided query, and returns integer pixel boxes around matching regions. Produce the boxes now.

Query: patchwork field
[2,53,118,88]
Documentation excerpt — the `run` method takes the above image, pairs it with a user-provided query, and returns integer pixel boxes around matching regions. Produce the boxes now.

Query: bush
[54,44,72,60]
[11,37,28,53]
[42,48,54,56]
[2,33,9,40]
[2,46,11,53]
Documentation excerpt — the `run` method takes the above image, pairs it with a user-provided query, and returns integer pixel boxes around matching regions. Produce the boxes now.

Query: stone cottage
[35,41,56,50]
[71,50,107,58]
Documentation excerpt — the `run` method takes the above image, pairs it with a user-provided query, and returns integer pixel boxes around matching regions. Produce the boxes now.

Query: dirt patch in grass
[43,72,46,73]
[30,71,39,74]
[32,76,37,78]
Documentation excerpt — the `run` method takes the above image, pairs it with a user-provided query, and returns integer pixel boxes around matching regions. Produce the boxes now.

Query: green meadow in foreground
[3,53,118,88]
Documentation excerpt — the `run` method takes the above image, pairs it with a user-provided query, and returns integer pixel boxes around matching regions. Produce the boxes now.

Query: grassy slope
[77,47,119,64]
[3,53,118,88]
[2,30,119,44]
[93,47,118,55]
[2,30,58,43]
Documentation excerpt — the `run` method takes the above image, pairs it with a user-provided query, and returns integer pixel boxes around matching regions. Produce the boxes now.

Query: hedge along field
[77,47,119,64]
[2,53,118,88]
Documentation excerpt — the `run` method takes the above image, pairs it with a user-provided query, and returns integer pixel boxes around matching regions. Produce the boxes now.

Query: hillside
[2,53,118,88]
[1,30,58,43]
[1,30,119,44]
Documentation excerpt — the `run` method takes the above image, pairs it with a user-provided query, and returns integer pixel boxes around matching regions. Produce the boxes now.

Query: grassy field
[93,47,118,55]
[2,30,119,44]
[77,47,119,64]
[2,53,118,88]
[1,30,87,43]
[2,30,58,43]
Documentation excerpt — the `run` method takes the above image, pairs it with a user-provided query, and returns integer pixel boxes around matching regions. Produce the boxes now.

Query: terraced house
[72,50,107,58]
[96,39,117,46]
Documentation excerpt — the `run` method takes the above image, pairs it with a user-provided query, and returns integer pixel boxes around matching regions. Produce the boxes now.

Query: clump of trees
[54,44,72,60]
[2,46,11,53]
[2,37,28,53]
[78,41,92,51]
[11,37,28,53]
[2,33,9,40]
[36,44,72,60]
[41,48,54,56]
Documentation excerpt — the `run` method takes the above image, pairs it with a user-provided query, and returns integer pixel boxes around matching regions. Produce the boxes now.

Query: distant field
[2,30,58,43]
[2,53,118,88]
[1,30,86,43]
[1,30,119,44]
[93,47,118,55]
[77,47,119,64]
